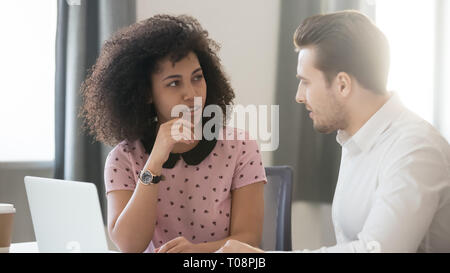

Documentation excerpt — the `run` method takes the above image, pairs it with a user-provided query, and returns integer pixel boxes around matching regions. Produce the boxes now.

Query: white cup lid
[0,204,16,214]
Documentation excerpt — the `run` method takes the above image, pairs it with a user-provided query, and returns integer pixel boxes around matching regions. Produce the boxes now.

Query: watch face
[141,171,153,184]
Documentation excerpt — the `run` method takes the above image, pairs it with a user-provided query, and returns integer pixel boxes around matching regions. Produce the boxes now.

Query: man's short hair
[294,10,390,94]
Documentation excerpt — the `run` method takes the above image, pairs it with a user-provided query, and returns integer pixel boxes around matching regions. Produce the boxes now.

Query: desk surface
[10,242,39,253]
[10,242,118,253]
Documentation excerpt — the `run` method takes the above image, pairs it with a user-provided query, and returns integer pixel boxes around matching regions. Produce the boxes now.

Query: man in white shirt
[217,10,450,253]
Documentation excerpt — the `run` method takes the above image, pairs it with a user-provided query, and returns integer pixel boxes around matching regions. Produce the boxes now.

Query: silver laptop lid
[24,176,109,253]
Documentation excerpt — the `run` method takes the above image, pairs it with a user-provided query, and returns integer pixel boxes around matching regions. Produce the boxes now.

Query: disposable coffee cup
[0,204,15,253]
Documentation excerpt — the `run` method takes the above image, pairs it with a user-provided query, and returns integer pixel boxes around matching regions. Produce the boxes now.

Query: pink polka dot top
[104,126,267,252]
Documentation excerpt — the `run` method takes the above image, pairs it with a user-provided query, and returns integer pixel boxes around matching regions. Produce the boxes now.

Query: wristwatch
[139,169,162,185]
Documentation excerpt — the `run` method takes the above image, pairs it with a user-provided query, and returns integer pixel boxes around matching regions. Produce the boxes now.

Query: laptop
[24,176,112,253]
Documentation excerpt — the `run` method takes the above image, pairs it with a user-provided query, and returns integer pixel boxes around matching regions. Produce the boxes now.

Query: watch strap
[151,174,162,183]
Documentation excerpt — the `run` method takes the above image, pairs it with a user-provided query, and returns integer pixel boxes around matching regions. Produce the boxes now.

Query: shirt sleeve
[104,143,137,195]
[231,137,267,191]
[271,136,448,253]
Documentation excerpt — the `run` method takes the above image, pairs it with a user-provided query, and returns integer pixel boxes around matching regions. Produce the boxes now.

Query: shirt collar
[140,119,218,169]
[336,92,404,154]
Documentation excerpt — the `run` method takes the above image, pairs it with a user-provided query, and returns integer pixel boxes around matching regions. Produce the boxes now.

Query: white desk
[10,242,118,253]
[10,242,39,253]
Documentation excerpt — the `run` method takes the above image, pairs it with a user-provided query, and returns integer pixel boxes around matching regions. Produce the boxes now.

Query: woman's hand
[155,236,200,253]
[145,118,194,175]
[215,239,265,253]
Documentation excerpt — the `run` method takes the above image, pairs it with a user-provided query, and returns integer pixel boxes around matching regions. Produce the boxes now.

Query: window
[0,1,56,162]
[375,0,436,124]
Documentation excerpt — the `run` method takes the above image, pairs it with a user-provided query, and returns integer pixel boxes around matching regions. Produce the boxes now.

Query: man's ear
[336,72,352,97]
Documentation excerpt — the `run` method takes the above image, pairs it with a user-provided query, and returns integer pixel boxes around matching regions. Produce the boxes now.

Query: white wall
[136,0,281,166]
[0,162,53,243]
[291,201,336,250]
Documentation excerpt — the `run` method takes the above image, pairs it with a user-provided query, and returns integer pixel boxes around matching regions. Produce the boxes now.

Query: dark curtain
[54,0,136,221]
[273,0,375,203]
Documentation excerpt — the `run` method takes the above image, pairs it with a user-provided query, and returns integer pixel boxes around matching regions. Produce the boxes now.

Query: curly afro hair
[79,14,235,147]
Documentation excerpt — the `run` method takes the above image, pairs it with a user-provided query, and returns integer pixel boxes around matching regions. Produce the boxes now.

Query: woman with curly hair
[79,14,267,253]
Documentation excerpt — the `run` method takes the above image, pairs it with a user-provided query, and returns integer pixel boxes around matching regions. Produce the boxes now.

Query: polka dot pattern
[104,127,267,253]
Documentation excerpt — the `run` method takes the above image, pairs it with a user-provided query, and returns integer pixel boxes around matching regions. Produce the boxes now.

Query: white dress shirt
[287,93,450,253]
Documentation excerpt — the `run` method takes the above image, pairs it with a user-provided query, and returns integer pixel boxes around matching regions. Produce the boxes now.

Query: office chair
[260,166,293,251]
